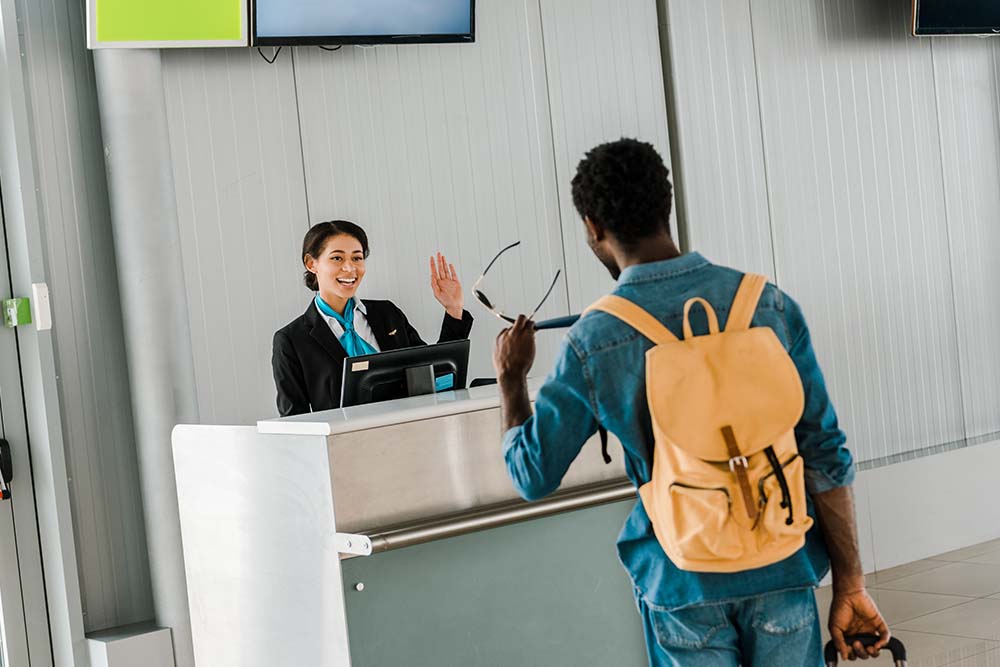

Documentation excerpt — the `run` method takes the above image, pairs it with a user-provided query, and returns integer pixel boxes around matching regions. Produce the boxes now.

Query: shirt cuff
[805,464,856,496]
[502,425,524,456]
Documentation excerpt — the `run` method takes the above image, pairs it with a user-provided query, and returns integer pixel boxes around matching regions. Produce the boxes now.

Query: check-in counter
[172,384,648,666]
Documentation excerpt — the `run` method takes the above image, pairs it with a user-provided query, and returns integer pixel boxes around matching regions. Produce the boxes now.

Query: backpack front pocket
[665,483,744,561]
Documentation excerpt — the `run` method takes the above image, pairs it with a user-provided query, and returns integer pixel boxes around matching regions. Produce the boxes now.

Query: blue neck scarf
[315,296,378,357]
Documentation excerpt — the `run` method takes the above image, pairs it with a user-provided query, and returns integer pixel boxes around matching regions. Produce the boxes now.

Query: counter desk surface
[252,380,631,539]
[256,380,544,436]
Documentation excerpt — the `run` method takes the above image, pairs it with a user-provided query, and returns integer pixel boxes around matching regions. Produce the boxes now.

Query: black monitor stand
[404,364,436,397]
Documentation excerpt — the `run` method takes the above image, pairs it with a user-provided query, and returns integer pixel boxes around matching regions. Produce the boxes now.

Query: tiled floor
[815,538,1000,666]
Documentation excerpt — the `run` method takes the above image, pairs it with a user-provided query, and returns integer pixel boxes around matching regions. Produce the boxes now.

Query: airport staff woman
[272,220,474,416]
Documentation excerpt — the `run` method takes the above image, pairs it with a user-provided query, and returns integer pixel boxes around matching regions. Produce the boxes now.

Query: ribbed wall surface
[162,48,308,424]
[292,0,567,385]
[162,0,671,423]
[541,0,674,312]
[750,0,965,463]
[660,0,775,276]
[15,0,153,632]
[664,0,999,463]
[932,38,1000,442]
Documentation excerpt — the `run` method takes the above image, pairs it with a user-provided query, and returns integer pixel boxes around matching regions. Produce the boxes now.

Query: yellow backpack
[584,274,813,573]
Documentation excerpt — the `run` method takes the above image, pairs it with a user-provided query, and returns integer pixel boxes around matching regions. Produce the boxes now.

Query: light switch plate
[31,283,51,331]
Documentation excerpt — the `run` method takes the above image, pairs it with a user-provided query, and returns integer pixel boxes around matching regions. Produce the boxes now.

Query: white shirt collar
[314,297,368,318]
[314,298,369,330]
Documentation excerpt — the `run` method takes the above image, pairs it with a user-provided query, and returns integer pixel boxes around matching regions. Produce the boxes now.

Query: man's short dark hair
[570,138,673,246]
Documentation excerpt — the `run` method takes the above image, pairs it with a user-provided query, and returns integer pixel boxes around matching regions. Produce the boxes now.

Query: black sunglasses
[472,242,580,330]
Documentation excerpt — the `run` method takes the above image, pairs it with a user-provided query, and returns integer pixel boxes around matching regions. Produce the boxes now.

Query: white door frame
[0,0,91,664]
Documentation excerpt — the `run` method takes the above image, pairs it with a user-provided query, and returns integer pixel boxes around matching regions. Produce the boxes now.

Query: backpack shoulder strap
[726,273,769,332]
[583,295,679,344]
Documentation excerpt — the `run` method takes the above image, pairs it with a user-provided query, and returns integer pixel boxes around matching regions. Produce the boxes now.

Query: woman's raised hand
[430,253,464,319]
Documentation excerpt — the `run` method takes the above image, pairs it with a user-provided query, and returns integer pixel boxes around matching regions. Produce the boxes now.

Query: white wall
[541,0,675,312]
[291,0,568,410]
[16,0,152,633]
[161,0,673,425]
[932,39,1000,442]
[661,0,1000,466]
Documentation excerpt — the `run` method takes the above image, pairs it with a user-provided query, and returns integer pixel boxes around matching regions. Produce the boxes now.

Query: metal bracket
[335,532,372,557]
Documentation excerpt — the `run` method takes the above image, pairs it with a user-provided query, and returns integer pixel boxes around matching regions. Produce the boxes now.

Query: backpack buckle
[728,456,749,472]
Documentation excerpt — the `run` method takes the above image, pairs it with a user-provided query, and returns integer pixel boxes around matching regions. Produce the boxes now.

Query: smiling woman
[271,220,474,416]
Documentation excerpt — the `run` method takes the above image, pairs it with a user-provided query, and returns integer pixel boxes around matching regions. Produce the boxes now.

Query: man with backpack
[493,139,889,665]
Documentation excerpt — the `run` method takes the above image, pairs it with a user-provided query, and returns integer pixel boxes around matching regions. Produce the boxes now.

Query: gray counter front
[172,385,648,666]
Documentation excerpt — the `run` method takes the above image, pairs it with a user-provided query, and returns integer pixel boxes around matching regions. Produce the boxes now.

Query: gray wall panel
[932,39,1000,440]
[659,0,775,276]
[747,0,965,463]
[663,0,986,464]
[663,0,968,465]
[541,0,675,312]
[748,0,966,463]
[162,49,309,425]
[159,0,673,425]
[293,0,568,388]
[16,0,152,632]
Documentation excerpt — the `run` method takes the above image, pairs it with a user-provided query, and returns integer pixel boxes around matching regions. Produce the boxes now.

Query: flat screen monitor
[913,0,1000,35]
[252,0,475,46]
[340,339,470,408]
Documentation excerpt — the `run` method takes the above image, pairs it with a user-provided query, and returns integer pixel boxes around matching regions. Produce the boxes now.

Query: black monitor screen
[253,0,475,46]
[340,340,470,408]
[914,0,1000,35]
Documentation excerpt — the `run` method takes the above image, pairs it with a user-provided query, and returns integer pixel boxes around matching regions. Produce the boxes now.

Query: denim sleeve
[783,293,856,495]
[503,337,599,502]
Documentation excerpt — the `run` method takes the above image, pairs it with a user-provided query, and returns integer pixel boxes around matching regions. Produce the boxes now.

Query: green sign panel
[96,0,243,44]
[2,298,31,329]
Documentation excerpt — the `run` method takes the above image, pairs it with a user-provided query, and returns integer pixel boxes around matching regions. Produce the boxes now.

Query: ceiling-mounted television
[913,0,1000,36]
[252,0,475,46]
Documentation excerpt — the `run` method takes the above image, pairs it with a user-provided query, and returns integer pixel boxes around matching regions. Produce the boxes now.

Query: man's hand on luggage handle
[814,485,891,661]
[828,587,890,661]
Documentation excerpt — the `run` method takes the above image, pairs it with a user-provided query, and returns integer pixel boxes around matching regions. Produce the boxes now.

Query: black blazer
[272,299,474,416]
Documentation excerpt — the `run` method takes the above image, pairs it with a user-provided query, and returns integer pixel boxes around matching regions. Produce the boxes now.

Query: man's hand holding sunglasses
[493,315,537,431]
[494,315,536,382]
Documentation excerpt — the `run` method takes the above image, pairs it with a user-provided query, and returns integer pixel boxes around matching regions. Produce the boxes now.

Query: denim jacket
[503,252,855,610]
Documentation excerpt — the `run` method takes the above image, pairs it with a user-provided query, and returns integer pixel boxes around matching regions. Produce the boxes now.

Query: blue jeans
[636,587,824,667]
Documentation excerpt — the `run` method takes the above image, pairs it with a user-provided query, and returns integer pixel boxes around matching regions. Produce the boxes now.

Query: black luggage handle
[824,634,906,666]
